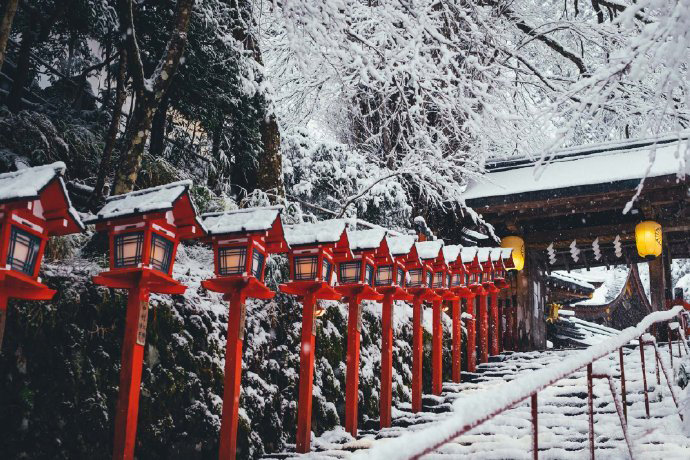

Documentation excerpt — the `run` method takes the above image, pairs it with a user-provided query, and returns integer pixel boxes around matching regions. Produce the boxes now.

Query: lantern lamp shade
[150,234,174,273]
[114,231,145,268]
[365,263,374,286]
[7,226,42,276]
[433,271,444,288]
[635,221,662,259]
[322,258,333,281]
[397,267,405,287]
[408,269,424,287]
[251,250,266,278]
[339,261,362,284]
[425,270,433,287]
[294,255,319,280]
[218,247,247,276]
[501,236,525,271]
[376,265,394,286]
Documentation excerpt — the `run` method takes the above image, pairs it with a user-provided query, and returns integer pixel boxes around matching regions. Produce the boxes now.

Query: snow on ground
[270,340,690,459]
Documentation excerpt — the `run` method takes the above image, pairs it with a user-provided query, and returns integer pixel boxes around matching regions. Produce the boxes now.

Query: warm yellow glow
[501,236,525,271]
[635,220,662,259]
[314,305,326,317]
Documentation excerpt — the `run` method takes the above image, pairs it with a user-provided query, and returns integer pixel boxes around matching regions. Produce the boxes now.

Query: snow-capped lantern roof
[476,247,492,263]
[283,218,349,248]
[442,245,462,265]
[460,247,478,264]
[87,180,205,238]
[347,228,387,251]
[0,161,84,235]
[415,240,444,261]
[201,206,287,253]
[387,234,417,256]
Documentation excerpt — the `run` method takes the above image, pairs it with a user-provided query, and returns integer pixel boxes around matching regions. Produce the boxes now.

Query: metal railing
[366,305,688,460]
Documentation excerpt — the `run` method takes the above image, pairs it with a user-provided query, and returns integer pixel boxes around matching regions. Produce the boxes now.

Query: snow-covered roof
[416,240,444,260]
[463,136,689,201]
[387,234,417,256]
[90,180,193,221]
[490,248,503,261]
[347,228,387,251]
[442,245,461,264]
[0,161,66,203]
[500,248,513,259]
[202,206,282,235]
[550,271,596,291]
[283,219,347,246]
[476,247,492,263]
[460,247,478,263]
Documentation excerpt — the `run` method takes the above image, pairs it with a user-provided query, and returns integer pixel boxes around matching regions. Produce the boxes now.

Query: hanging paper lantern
[635,221,662,259]
[501,236,525,271]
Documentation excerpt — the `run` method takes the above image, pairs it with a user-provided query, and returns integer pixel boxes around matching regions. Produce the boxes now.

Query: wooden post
[619,348,627,422]
[587,363,595,460]
[531,393,538,460]
[218,290,247,460]
[489,292,499,356]
[345,297,362,437]
[112,286,150,460]
[296,294,316,453]
[431,299,443,395]
[451,298,461,383]
[412,297,423,413]
[639,337,650,418]
[0,292,7,353]
[466,295,476,372]
[379,295,394,428]
[479,293,489,363]
[498,297,504,353]
[648,256,666,312]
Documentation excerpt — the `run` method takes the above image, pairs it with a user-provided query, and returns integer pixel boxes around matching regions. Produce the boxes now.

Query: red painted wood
[432,299,443,395]
[619,347,627,422]
[479,294,489,364]
[489,293,499,356]
[639,337,650,418]
[587,363,594,460]
[412,297,423,413]
[345,297,361,436]
[218,291,247,460]
[112,286,149,460]
[466,296,476,372]
[531,393,538,460]
[451,298,461,383]
[296,294,316,453]
[379,294,394,428]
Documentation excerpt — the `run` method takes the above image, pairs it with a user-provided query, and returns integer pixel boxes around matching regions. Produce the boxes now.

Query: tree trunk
[6,20,36,112]
[91,49,127,206]
[0,0,19,72]
[257,110,284,196]
[149,94,169,158]
[113,96,155,195]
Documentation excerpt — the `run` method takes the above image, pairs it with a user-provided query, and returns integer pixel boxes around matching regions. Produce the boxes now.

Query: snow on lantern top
[442,244,461,266]
[283,218,349,247]
[0,162,84,235]
[201,206,287,254]
[415,239,444,261]
[346,228,387,252]
[460,247,478,264]
[387,234,417,256]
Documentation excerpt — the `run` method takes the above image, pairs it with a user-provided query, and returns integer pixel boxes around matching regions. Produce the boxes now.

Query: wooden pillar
[515,254,546,351]
[478,293,489,363]
[466,295,476,372]
[112,286,150,460]
[489,292,499,356]
[431,299,443,395]
[345,297,362,437]
[379,295,394,428]
[451,298,462,383]
[648,255,667,312]
[498,297,504,353]
[296,294,316,453]
[218,290,247,460]
[411,297,423,413]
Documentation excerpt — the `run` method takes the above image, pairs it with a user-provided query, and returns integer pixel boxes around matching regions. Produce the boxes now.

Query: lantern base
[376,285,412,302]
[335,284,383,302]
[434,288,458,301]
[279,281,342,301]
[470,284,487,296]
[202,275,274,300]
[93,267,186,295]
[0,269,56,300]
[451,286,473,298]
[407,287,441,302]
[483,282,500,294]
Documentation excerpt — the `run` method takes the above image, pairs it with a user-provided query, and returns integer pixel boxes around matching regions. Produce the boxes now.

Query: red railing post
[451,298,462,383]
[345,297,362,437]
[639,337,650,418]
[296,294,316,453]
[412,297,424,413]
[379,294,394,429]
[587,363,595,460]
[619,347,627,422]
[605,376,635,459]
[478,294,489,363]
[531,393,538,460]
[431,299,443,395]
[668,324,674,368]
[466,312,476,373]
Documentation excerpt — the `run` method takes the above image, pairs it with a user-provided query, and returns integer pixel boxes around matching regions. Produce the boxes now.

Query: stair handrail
[363,305,686,460]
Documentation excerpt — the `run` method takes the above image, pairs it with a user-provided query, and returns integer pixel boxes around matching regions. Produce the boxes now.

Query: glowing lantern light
[635,220,662,259]
[501,236,525,271]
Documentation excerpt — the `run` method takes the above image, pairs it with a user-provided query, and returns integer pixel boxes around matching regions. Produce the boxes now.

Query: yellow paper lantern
[635,221,662,259]
[501,236,525,271]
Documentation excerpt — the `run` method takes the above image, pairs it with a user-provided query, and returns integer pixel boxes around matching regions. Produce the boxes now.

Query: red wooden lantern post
[417,240,452,396]
[444,245,469,383]
[407,241,440,412]
[335,229,386,436]
[489,248,513,355]
[86,181,204,460]
[0,162,84,352]
[200,207,287,460]
[475,248,495,364]
[463,249,486,367]
[377,235,413,428]
[279,219,349,453]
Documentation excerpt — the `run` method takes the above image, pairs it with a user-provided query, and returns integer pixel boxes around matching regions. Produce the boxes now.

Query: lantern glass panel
[465,274,470,285]
[376,265,393,286]
[219,247,246,275]
[339,261,361,284]
[426,270,433,287]
[433,271,444,288]
[365,264,374,286]
[322,258,332,281]
[478,272,483,283]
[7,227,41,275]
[251,250,265,279]
[397,268,405,287]
[114,231,144,268]
[446,274,451,288]
[451,274,461,287]
[408,269,423,287]
[294,256,318,280]
[150,234,174,273]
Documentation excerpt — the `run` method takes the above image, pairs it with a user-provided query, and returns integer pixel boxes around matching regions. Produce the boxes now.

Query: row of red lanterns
[0,164,516,460]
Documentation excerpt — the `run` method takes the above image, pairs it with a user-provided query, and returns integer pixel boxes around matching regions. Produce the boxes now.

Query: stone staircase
[267,344,690,458]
